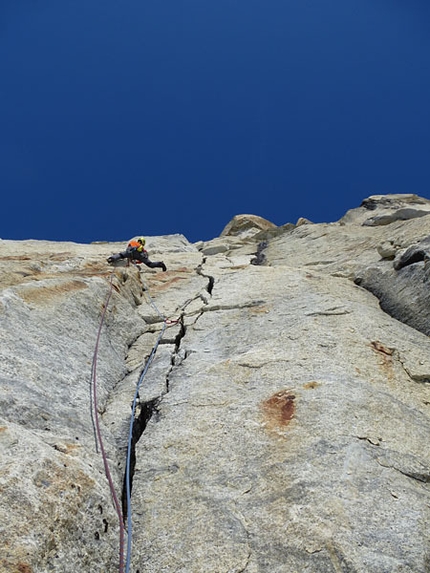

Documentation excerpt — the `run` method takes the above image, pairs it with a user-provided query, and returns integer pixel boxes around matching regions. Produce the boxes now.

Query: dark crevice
[206,275,215,295]
[120,266,204,526]
[167,317,187,387]
[400,470,430,483]
[251,241,269,266]
[196,258,215,296]
[121,316,187,520]
[121,397,159,522]
[192,311,204,325]
[394,249,428,270]
[174,318,186,351]
[354,267,430,337]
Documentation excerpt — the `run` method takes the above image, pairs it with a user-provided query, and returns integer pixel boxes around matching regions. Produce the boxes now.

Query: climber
[107,237,167,271]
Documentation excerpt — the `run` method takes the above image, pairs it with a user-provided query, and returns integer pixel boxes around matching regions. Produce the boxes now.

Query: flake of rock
[363,208,430,226]
[377,240,399,259]
[356,253,430,336]
[393,242,430,270]
[199,235,256,256]
[339,193,430,225]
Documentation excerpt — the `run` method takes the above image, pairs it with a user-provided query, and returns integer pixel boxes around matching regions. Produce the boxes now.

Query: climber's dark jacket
[107,245,166,271]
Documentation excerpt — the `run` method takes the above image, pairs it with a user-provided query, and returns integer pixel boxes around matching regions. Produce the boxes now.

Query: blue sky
[1,0,430,243]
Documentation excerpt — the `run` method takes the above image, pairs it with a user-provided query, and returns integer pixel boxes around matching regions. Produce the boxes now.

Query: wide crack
[250,241,268,266]
[167,317,187,389]
[121,397,159,521]
[196,257,215,295]
[121,259,214,524]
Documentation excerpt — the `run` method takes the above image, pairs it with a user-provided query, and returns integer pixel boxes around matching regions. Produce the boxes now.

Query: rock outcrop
[220,214,277,238]
[1,195,429,573]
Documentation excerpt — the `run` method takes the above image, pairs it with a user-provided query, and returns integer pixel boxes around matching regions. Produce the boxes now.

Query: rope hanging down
[91,273,125,573]
[91,268,178,573]
[125,273,179,573]
[124,321,166,573]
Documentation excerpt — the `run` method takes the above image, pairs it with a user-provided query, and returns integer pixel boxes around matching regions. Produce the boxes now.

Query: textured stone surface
[0,237,197,572]
[131,263,430,573]
[1,196,430,572]
[340,193,430,226]
[220,214,277,238]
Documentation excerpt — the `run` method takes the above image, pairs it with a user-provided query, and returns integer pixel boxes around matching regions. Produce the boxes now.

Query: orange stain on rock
[371,340,394,356]
[303,381,320,390]
[249,304,270,314]
[19,280,88,304]
[371,340,395,381]
[150,275,189,292]
[0,256,32,261]
[262,390,296,432]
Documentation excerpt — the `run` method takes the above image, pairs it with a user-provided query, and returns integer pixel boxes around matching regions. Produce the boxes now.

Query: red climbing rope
[91,272,125,573]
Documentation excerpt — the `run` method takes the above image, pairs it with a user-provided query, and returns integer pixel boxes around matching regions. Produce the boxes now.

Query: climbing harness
[91,268,179,573]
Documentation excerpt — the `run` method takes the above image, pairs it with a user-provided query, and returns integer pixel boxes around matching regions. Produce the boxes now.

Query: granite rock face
[1,197,430,573]
[340,193,430,226]
[220,214,277,238]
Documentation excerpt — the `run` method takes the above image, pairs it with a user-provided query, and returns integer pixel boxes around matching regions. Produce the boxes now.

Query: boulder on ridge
[220,214,277,238]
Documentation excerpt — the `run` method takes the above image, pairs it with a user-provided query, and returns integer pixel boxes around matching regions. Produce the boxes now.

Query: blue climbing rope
[124,321,167,573]
[92,268,179,572]
[125,273,179,573]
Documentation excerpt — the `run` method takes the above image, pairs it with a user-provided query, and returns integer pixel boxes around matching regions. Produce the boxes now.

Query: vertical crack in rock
[196,257,215,295]
[167,316,187,388]
[121,316,188,521]
[250,240,269,266]
[121,262,212,533]
[206,274,215,295]
[121,397,159,521]
[236,549,252,573]
[232,504,253,573]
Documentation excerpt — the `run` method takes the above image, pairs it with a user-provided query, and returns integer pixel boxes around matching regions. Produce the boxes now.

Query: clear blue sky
[1,0,430,243]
